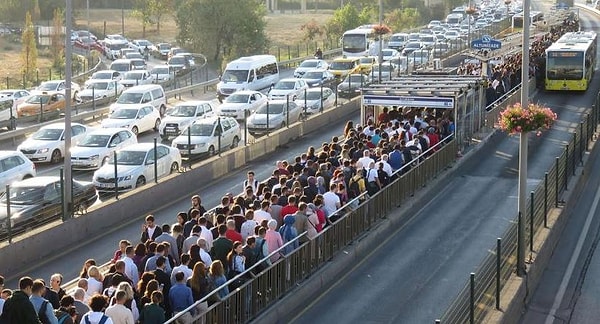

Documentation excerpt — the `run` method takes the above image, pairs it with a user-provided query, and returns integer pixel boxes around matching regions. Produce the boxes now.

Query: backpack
[56,312,70,324]
[348,175,365,200]
[84,314,109,324]
[38,300,51,324]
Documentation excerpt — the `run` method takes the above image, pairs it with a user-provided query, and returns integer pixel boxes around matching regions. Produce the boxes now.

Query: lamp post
[378,0,383,82]
[64,0,74,219]
[505,0,512,29]
[466,5,477,49]
[517,0,531,278]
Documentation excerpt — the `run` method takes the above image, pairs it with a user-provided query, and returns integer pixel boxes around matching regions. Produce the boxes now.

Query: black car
[0,176,98,234]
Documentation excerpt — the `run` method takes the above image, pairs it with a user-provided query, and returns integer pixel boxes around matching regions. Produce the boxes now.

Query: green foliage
[21,11,38,81]
[132,0,154,37]
[51,8,65,70]
[175,0,268,66]
[300,19,323,41]
[384,8,420,32]
[324,4,374,41]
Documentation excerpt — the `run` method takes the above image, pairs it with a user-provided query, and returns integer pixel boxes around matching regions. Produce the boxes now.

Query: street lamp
[505,0,512,29]
[465,5,477,49]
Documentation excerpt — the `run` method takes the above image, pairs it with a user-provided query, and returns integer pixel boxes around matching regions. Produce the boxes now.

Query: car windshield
[159,44,170,50]
[123,72,145,80]
[26,95,50,104]
[222,70,249,82]
[169,57,186,65]
[298,91,322,100]
[256,103,284,114]
[303,71,323,79]
[32,128,63,141]
[330,61,353,70]
[274,81,295,90]
[2,186,44,204]
[87,82,109,90]
[131,61,145,67]
[137,40,151,46]
[406,43,421,49]
[300,60,319,68]
[38,82,60,91]
[109,150,147,165]
[79,134,110,147]
[383,50,395,56]
[184,124,214,136]
[390,35,405,41]
[374,64,392,72]
[150,67,169,75]
[117,93,142,104]
[111,108,138,119]
[92,72,113,79]
[168,105,197,117]
[126,53,143,59]
[225,94,249,104]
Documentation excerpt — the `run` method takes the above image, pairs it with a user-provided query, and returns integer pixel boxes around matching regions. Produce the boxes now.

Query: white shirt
[366,168,378,183]
[199,226,213,251]
[0,298,4,315]
[254,210,273,223]
[82,311,115,324]
[122,256,140,286]
[241,220,258,242]
[378,160,393,177]
[171,264,193,285]
[105,303,134,324]
[199,248,213,268]
[322,191,341,216]
[87,277,103,296]
[357,156,374,170]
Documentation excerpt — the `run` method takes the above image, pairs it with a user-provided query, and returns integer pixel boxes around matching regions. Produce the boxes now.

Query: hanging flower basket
[465,6,477,15]
[498,102,557,135]
[372,24,392,36]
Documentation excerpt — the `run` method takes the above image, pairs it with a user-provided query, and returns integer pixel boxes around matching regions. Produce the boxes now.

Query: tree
[384,8,420,32]
[300,19,323,42]
[132,0,153,37]
[50,8,65,69]
[324,4,373,41]
[21,11,38,84]
[175,0,268,65]
[150,0,173,34]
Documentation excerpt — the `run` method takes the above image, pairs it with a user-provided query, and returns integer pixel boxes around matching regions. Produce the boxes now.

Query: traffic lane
[4,110,360,288]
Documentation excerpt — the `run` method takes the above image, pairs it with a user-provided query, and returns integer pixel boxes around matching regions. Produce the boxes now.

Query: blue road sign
[471,35,502,49]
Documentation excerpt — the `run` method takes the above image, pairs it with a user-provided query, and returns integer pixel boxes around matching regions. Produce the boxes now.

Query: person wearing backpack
[54,296,77,324]
[29,279,58,324]
[81,295,113,324]
[279,215,299,256]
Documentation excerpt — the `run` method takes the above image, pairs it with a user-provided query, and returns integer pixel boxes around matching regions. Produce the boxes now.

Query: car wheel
[50,149,62,163]
[22,174,33,180]
[280,122,286,129]
[135,176,146,188]
[76,202,88,215]
[231,136,240,148]
[170,162,179,174]
[208,145,215,156]
[131,126,139,136]
[154,119,161,131]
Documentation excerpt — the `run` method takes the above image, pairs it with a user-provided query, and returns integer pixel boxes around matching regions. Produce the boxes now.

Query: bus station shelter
[360,75,485,153]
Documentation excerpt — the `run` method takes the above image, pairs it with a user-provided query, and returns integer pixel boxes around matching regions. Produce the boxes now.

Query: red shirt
[225,229,243,244]
[280,204,298,219]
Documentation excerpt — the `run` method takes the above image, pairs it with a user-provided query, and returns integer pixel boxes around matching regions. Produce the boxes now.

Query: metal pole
[530,191,534,253]
[153,138,158,183]
[60,168,65,221]
[496,238,501,310]
[6,185,11,243]
[378,0,383,82]
[286,95,290,127]
[188,126,192,169]
[555,157,559,207]
[244,111,248,146]
[114,151,118,199]
[304,88,307,117]
[64,0,74,219]
[320,84,324,113]
[121,0,125,35]
[266,101,270,134]
[544,172,548,227]
[470,272,475,324]
[217,117,221,154]
[517,211,525,276]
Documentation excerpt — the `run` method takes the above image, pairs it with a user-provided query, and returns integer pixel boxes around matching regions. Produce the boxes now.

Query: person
[45,273,66,310]
[171,253,193,286]
[279,215,299,255]
[80,294,113,324]
[210,225,233,272]
[154,224,180,265]
[240,210,258,242]
[265,220,283,263]
[322,183,341,218]
[111,240,130,264]
[0,276,40,323]
[188,195,208,221]
[104,290,134,324]
[243,171,259,194]
[30,279,58,324]
[143,46,149,60]
[314,47,323,60]
[168,272,194,321]
[73,288,91,324]
[108,282,138,323]
[122,246,140,287]
[79,259,97,279]
[138,291,165,324]
[151,257,171,315]
[226,242,246,279]
[54,296,77,324]
[141,215,162,243]
[186,262,209,318]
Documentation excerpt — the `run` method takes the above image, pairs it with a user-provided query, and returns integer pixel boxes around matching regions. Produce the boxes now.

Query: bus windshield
[547,52,583,80]
[343,34,367,53]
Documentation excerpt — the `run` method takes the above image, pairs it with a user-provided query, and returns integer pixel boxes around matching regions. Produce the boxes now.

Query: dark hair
[145,215,155,222]
[180,253,191,265]
[134,243,146,257]
[115,290,127,302]
[175,271,185,282]
[246,236,256,245]
[156,256,166,267]
[18,276,34,290]
[89,294,108,312]
[151,290,163,304]
[32,280,45,293]
[218,224,227,235]
[60,295,75,308]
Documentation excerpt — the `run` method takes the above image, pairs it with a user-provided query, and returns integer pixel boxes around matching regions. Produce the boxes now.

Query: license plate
[97,183,114,188]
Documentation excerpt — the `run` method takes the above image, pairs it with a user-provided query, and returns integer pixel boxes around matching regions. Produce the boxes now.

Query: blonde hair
[117,282,134,300]
[88,266,102,280]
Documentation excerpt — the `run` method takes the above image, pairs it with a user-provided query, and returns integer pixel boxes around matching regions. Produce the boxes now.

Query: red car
[74,37,106,55]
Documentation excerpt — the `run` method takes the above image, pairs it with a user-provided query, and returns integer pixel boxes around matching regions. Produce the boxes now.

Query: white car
[371,62,399,81]
[92,143,181,192]
[71,128,138,170]
[119,70,154,88]
[101,104,161,136]
[0,89,30,114]
[293,59,329,78]
[149,65,174,83]
[0,151,36,193]
[246,100,302,136]
[172,116,241,156]
[129,58,147,71]
[295,87,335,114]
[218,90,267,120]
[79,80,124,102]
[301,69,335,87]
[85,70,122,86]
[407,49,432,66]
[159,101,216,140]
[129,39,156,54]
[381,48,401,61]
[33,80,81,101]
[444,30,461,41]
[17,123,88,163]
[268,78,308,100]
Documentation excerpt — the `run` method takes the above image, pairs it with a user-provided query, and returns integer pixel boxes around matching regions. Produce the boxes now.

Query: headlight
[37,148,49,154]
[90,155,100,160]
[197,143,206,147]
[121,124,130,128]
[122,175,132,181]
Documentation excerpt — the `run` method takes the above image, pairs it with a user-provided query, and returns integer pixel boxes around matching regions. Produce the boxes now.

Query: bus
[512,11,544,28]
[545,31,597,91]
[342,25,377,57]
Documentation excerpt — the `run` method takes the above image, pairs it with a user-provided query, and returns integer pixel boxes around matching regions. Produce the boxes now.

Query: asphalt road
[288,11,600,324]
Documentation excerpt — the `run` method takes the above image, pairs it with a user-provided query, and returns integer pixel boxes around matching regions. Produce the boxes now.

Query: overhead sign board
[471,35,502,49]
[363,95,454,108]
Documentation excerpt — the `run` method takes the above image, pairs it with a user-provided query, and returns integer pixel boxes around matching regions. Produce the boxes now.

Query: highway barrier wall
[0,98,360,277]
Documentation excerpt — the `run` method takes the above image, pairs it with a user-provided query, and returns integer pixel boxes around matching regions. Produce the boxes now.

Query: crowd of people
[0,103,456,323]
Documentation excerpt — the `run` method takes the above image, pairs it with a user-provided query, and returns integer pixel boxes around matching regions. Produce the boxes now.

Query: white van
[110,84,167,116]
[216,55,279,103]
[110,59,133,73]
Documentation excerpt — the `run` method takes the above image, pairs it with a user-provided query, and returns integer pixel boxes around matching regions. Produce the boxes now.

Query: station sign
[363,95,454,108]
[471,35,502,49]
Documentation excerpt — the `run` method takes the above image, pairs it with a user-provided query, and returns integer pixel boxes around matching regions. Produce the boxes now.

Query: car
[246,100,302,136]
[431,42,451,58]
[177,53,196,67]
[268,78,308,100]
[293,59,329,78]
[0,89,30,113]
[85,70,121,86]
[119,70,154,88]
[102,104,161,136]
[407,49,432,66]
[388,57,408,74]
[419,34,437,48]
[92,143,181,192]
[407,33,421,42]
[444,30,461,41]
[217,90,267,120]
[159,101,216,140]
[328,57,361,79]
[71,128,138,170]
[431,26,447,35]
[149,65,174,83]
[419,28,434,35]
[124,52,145,60]
[103,39,130,60]
[32,80,81,101]
[167,55,191,73]
[295,87,335,114]
[171,116,241,156]
[358,56,378,74]
[0,151,36,193]
[74,30,97,41]
[387,33,409,50]
[0,176,98,233]
[106,34,128,43]
[129,58,147,71]
[79,80,124,102]
[428,20,442,29]
[401,42,423,56]
[300,69,335,87]
[73,37,106,55]
[370,62,399,81]
[17,123,88,163]
[337,74,370,98]
[168,47,185,59]
[120,48,137,59]
[381,48,401,61]
[130,39,156,54]
[154,43,172,59]
[16,92,68,118]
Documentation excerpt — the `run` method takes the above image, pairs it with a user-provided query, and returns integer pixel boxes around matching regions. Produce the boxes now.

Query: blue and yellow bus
[545,31,597,91]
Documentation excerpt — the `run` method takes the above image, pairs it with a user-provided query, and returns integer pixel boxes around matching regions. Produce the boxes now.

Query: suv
[171,116,241,156]
[110,84,167,116]
[159,101,216,140]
